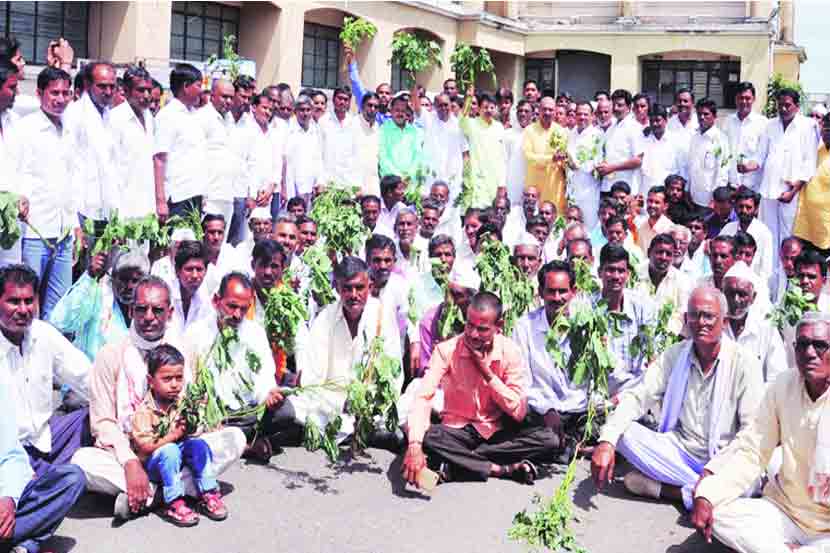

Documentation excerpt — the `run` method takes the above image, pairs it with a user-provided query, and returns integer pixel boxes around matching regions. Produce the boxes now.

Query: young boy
[130,345,228,527]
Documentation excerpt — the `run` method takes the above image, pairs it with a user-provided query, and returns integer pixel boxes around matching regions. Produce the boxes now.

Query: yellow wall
[773,51,801,82]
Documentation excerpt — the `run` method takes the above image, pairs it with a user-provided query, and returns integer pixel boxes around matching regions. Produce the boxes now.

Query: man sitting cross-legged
[263,257,404,447]
[591,285,764,510]
[403,292,559,486]
[72,276,245,520]
[692,312,830,553]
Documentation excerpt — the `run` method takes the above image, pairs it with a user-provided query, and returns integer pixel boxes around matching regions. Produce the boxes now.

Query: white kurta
[567,125,603,230]
[109,102,156,218]
[724,111,767,191]
[292,297,403,433]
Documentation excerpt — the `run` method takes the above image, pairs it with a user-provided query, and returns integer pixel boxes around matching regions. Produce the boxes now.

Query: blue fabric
[25,409,91,478]
[21,236,72,321]
[228,197,249,246]
[12,464,86,553]
[0,368,33,504]
[349,61,391,126]
[145,438,217,504]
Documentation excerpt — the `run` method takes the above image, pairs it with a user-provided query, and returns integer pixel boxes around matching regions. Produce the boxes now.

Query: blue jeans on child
[145,438,217,504]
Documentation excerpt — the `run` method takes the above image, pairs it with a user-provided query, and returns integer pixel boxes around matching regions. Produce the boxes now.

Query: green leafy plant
[629,301,681,362]
[549,126,568,155]
[340,17,377,50]
[450,42,496,91]
[768,279,816,330]
[303,416,342,463]
[263,281,309,355]
[764,72,806,118]
[309,186,368,256]
[207,34,242,81]
[164,207,205,243]
[510,272,625,552]
[0,192,55,253]
[300,243,337,308]
[82,212,166,257]
[476,235,535,335]
[390,32,442,81]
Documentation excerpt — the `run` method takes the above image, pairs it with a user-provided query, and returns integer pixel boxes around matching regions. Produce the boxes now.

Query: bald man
[592,286,763,511]
[199,79,239,241]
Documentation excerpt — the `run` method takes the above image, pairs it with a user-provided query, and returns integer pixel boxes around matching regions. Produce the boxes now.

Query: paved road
[53,448,732,553]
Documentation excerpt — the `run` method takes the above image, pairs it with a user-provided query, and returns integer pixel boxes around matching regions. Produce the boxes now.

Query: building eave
[774,41,808,63]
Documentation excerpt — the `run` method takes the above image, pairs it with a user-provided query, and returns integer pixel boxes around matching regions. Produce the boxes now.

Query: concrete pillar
[749,0,773,18]
[621,1,634,18]
[238,3,282,86]
[88,1,171,64]
[272,4,305,90]
[780,0,794,43]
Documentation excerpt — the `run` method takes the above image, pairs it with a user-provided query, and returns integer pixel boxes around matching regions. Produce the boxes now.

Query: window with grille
[171,1,239,62]
[302,22,341,90]
[0,1,88,65]
[390,61,414,94]
[642,59,741,110]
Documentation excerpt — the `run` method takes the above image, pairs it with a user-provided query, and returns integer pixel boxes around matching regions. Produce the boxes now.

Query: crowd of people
[0,33,829,553]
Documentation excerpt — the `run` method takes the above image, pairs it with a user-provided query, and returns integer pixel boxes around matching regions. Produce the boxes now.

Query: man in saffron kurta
[522,97,567,214]
[793,113,830,251]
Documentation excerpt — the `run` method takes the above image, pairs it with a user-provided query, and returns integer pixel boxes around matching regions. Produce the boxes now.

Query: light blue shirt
[0,366,33,504]
[349,62,392,126]
[512,306,588,414]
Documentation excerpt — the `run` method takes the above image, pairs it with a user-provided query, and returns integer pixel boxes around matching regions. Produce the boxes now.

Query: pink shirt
[409,334,528,441]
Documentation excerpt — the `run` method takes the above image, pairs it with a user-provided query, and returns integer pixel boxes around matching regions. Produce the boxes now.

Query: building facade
[8,1,806,108]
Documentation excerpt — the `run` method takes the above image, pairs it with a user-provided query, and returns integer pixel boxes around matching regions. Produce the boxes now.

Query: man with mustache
[73,275,245,519]
[634,233,692,335]
[184,273,282,462]
[0,265,90,476]
[49,248,149,361]
[512,261,590,460]
[592,286,762,511]
[269,257,403,448]
[719,186,774,283]
[721,261,787,384]
[365,234,409,344]
[692,312,830,552]
[403,291,554,487]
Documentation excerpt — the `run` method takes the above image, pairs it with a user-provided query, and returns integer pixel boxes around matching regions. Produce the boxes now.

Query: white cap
[249,207,271,221]
[449,262,481,291]
[723,261,758,290]
[513,231,541,252]
[112,248,150,274]
[170,228,196,242]
[812,104,828,117]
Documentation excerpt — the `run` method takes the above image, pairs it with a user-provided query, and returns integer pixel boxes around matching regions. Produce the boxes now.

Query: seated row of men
[3,171,827,549]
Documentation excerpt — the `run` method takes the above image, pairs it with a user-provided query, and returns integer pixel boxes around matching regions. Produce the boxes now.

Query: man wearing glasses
[591,286,764,511]
[692,311,830,552]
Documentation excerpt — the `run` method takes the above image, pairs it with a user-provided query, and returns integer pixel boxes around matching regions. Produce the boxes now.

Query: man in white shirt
[375,175,407,238]
[413,86,467,201]
[0,265,91,475]
[153,63,207,221]
[752,88,819,263]
[12,67,74,320]
[568,100,603,231]
[198,79,238,241]
[597,89,643,195]
[0,59,23,267]
[168,240,213,335]
[228,74,254,126]
[201,213,244,296]
[687,98,730,208]
[284,94,323,208]
[505,99,533,206]
[721,261,788,384]
[65,61,118,226]
[109,65,155,219]
[724,81,766,191]
[719,186,774,282]
[230,93,280,237]
[321,86,356,188]
[666,88,700,177]
[640,104,682,193]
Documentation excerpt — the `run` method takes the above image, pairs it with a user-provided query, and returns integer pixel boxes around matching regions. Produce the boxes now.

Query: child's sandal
[198,491,228,521]
[159,498,199,527]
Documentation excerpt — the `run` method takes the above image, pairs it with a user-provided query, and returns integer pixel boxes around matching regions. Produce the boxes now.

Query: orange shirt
[408,334,528,441]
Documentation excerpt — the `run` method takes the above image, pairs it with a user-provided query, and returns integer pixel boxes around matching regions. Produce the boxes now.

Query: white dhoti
[71,427,246,499]
[616,422,705,510]
[761,196,799,262]
[713,497,830,553]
